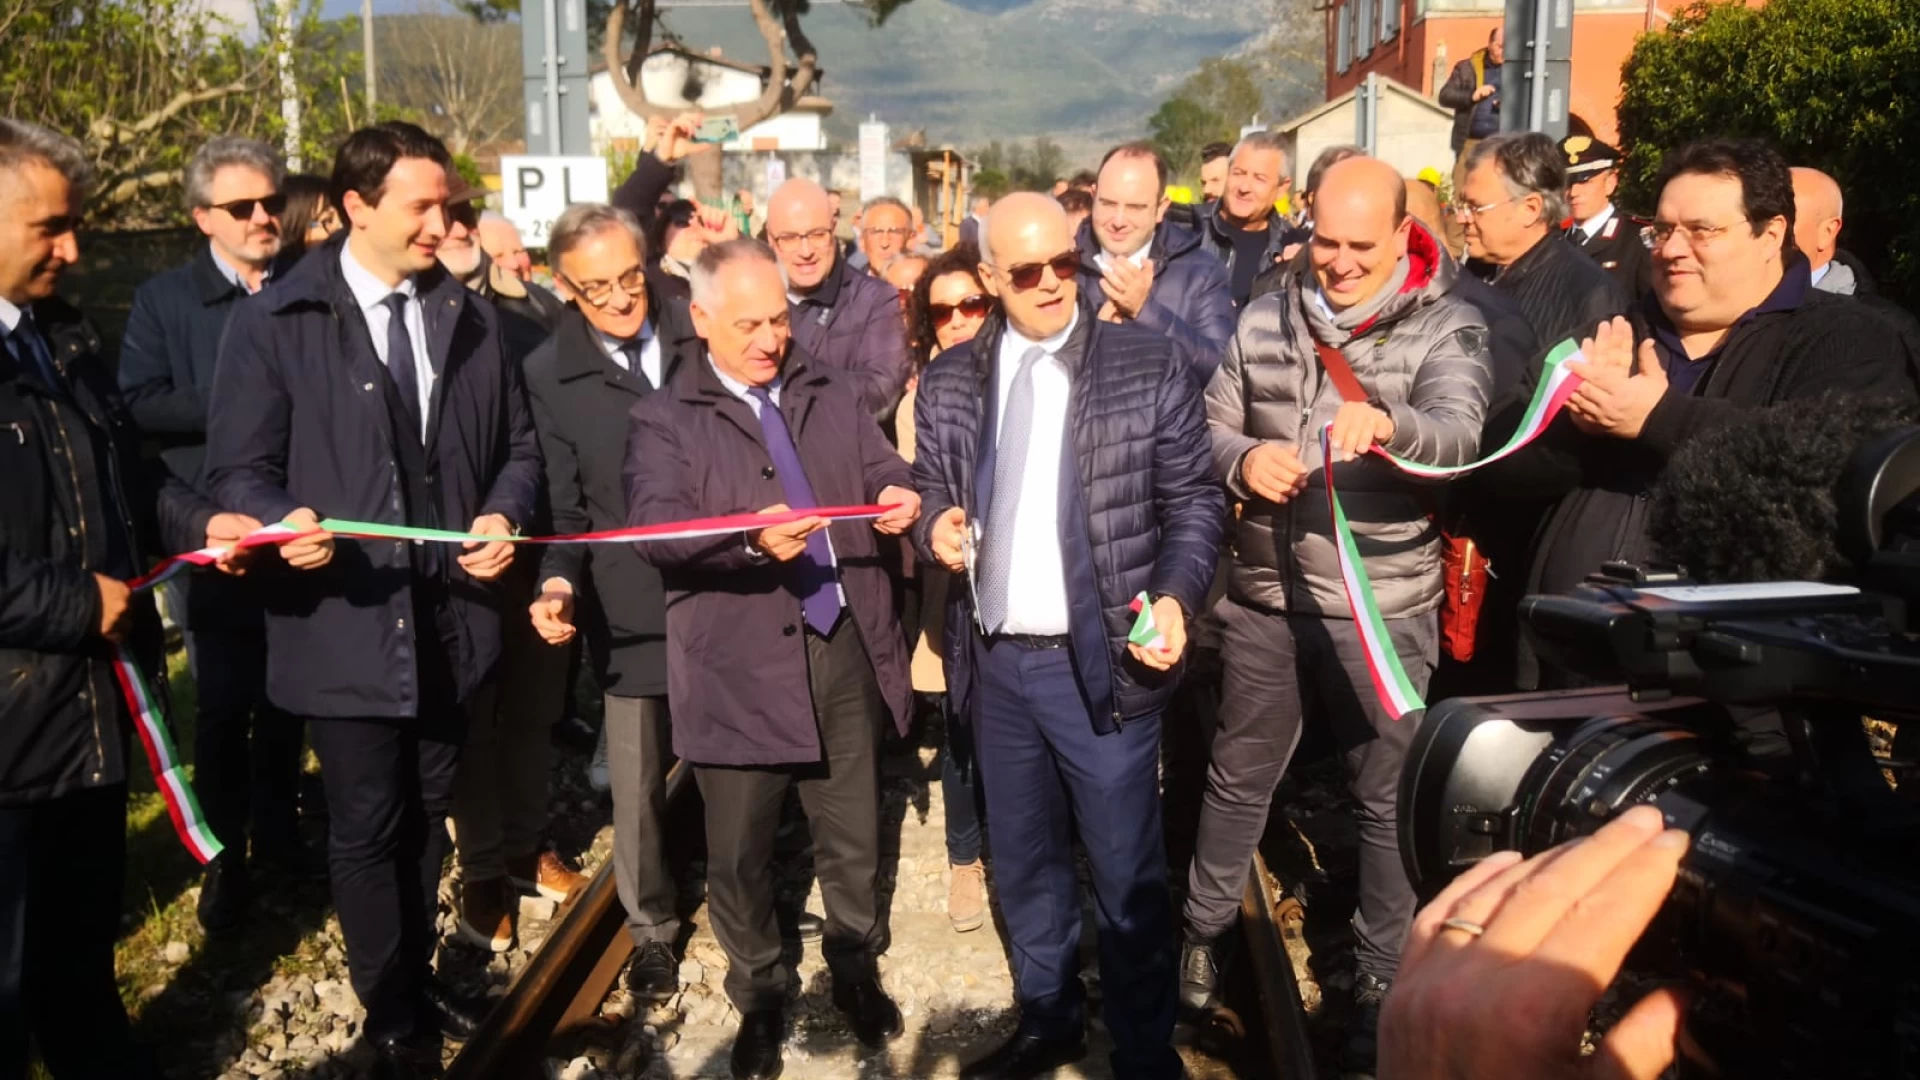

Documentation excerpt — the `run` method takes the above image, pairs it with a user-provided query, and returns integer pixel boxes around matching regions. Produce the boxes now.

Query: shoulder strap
[1313,339,1369,404]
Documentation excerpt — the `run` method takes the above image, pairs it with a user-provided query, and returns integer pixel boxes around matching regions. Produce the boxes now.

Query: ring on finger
[1440,917,1486,939]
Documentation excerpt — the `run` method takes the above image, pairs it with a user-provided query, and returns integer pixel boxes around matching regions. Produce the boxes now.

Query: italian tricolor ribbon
[1322,339,1585,720]
[121,503,894,864]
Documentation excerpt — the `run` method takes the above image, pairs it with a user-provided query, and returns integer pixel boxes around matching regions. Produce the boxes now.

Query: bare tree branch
[85,80,251,149]
[601,0,817,130]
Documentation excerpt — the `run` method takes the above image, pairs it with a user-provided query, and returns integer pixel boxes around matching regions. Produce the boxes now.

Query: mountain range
[324,0,1320,160]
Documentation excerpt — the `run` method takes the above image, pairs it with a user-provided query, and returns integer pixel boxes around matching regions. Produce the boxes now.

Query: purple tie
[747,386,841,635]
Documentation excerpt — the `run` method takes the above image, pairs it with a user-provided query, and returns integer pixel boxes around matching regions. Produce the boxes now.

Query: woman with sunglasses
[896,241,996,935]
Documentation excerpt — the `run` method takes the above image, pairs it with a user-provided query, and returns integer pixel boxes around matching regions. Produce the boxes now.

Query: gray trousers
[1184,597,1436,982]
[450,612,570,880]
[694,620,884,1012]
[605,693,680,946]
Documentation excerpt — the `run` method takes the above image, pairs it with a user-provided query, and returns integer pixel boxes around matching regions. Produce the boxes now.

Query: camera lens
[1511,715,1717,853]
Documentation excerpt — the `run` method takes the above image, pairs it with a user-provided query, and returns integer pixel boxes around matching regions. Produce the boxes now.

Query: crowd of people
[4,82,1917,1080]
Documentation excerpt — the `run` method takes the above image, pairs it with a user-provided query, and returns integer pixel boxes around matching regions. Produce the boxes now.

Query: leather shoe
[371,1034,444,1080]
[625,940,678,1002]
[196,852,248,935]
[729,1007,785,1080]
[781,909,825,943]
[959,1024,1087,1079]
[422,978,489,1042]
[832,976,903,1047]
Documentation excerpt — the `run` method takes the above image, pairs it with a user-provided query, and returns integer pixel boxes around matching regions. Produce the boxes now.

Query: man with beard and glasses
[118,135,312,935]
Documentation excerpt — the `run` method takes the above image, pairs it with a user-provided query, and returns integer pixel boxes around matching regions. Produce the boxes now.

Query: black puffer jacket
[909,300,1224,731]
[1485,232,1633,365]
[2,297,209,805]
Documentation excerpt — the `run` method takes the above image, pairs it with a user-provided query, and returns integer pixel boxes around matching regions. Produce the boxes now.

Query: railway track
[447,756,1318,1079]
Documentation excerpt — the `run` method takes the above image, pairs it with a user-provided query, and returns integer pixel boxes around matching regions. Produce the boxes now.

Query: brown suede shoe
[948,859,988,933]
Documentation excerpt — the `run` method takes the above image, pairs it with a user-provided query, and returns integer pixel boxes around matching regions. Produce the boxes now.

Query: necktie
[621,341,653,391]
[974,344,1047,633]
[9,313,63,396]
[746,385,840,636]
[382,292,422,434]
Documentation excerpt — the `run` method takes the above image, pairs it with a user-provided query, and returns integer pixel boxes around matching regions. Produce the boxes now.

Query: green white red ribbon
[1127,591,1166,650]
[120,503,892,864]
[1322,339,1585,720]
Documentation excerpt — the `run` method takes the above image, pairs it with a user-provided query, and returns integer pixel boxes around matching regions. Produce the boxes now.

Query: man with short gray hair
[1,117,228,1080]
[522,202,696,1001]
[1198,131,1308,308]
[1455,131,1628,354]
[119,134,306,935]
[851,194,913,276]
[623,236,921,1080]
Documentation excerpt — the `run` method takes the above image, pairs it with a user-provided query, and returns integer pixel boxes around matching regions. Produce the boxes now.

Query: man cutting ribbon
[1184,156,1491,1078]
[205,122,540,1077]
[618,238,920,1080]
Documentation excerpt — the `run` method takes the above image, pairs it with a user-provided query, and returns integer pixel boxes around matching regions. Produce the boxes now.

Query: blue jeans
[940,700,984,864]
[971,636,1181,1080]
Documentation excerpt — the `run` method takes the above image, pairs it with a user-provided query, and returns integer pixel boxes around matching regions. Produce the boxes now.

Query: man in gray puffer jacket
[1181,158,1491,1077]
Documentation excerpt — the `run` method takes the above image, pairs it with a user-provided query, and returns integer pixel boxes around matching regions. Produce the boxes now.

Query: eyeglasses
[769,228,835,253]
[991,251,1081,291]
[208,194,288,220]
[447,201,480,229]
[929,294,993,327]
[863,226,912,240]
[1448,196,1517,220]
[559,266,646,308]
[1640,218,1751,251]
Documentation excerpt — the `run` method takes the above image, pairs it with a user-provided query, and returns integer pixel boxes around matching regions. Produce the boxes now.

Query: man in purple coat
[623,238,921,1080]
[763,178,911,417]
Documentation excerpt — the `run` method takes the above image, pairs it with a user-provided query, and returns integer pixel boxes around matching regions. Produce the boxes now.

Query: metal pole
[1528,0,1549,131]
[362,0,377,114]
[543,0,562,154]
[278,0,302,171]
[1363,71,1379,155]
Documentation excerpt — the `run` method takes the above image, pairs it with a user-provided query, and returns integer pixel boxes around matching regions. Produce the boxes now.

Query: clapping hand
[1567,317,1667,439]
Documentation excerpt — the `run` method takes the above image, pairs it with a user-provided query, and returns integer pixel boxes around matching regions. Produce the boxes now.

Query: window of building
[1382,0,1401,41]
[1359,0,1376,55]
[1336,2,1352,72]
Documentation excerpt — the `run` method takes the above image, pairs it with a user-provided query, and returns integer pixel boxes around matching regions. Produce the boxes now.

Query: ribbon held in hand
[1321,341,1586,721]
[121,502,896,864]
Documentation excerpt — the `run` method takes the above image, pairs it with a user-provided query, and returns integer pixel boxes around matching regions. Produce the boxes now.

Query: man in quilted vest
[1185,156,1492,1077]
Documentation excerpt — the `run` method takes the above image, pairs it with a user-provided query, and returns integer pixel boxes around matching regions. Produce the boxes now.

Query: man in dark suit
[523,202,692,1002]
[117,134,312,934]
[1561,136,1653,300]
[625,238,921,1080]
[911,193,1224,1080]
[0,116,238,1080]
[207,122,541,1079]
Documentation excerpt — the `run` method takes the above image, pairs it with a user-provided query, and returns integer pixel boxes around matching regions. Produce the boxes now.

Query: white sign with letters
[498,155,609,247]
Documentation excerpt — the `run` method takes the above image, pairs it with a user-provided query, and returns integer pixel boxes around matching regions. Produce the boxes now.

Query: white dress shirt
[339,242,433,434]
[993,308,1078,635]
[1094,242,1152,275]
[1810,260,1833,288]
[707,355,845,606]
[1577,202,1618,242]
[596,321,662,388]
[0,294,21,337]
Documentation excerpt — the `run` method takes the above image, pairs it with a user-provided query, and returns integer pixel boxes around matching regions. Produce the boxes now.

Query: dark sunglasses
[929,294,993,326]
[209,194,288,219]
[994,251,1081,290]
[447,201,480,228]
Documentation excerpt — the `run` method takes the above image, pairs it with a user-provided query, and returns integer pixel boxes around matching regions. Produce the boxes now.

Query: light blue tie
[974,344,1048,633]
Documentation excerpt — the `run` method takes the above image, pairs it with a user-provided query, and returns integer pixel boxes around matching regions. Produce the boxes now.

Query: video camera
[1398,427,1920,1078]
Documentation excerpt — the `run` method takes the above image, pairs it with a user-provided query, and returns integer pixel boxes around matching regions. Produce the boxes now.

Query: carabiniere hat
[1561,134,1623,179]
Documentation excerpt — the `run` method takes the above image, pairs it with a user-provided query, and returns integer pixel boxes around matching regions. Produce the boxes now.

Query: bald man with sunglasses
[910,192,1222,1080]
